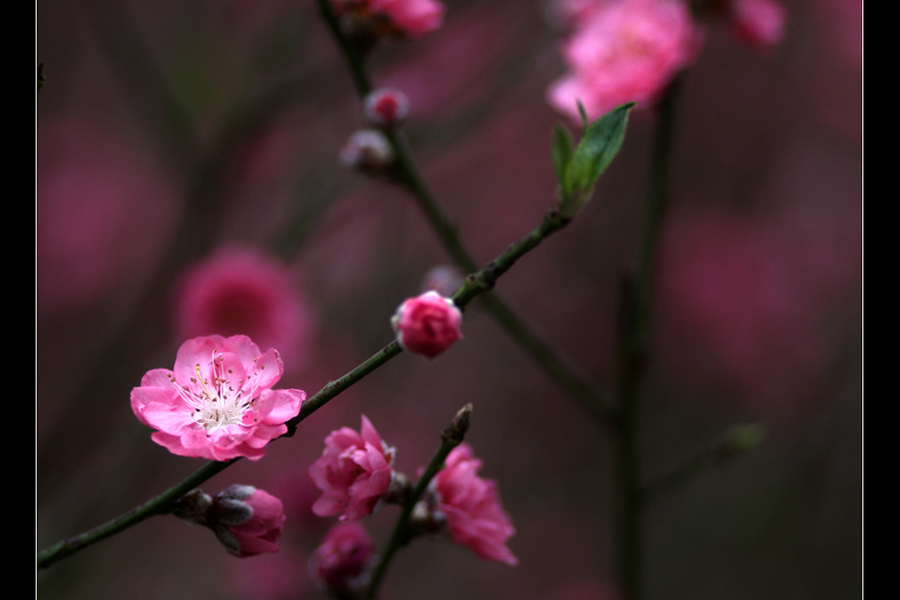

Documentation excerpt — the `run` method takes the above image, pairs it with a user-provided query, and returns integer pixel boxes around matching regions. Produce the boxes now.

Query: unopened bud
[364,88,410,130]
[443,403,472,444]
[340,129,395,173]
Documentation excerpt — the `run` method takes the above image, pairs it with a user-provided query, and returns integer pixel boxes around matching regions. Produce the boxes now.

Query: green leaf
[559,102,636,217]
[551,123,574,197]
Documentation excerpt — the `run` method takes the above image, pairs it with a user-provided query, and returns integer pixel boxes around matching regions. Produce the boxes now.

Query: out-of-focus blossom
[391,290,463,358]
[331,0,445,39]
[130,335,305,461]
[547,0,703,123]
[431,443,517,565]
[309,415,398,520]
[340,129,395,173]
[209,485,287,557]
[309,521,377,593]
[364,88,410,129]
[420,265,464,297]
[727,0,786,53]
[656,212,834,417]
[172,245,314,369]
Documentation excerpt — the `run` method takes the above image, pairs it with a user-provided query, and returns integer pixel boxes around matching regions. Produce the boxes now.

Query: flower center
[174,352,255,431]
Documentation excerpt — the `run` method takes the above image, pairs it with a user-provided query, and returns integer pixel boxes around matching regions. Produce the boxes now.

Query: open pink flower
[547,0,703,123]
[210,485,286,557]
[130,335,305,461]
[172,245,313,369]
[309,522,377,592]
[309,415,397,520]
[391,290,463,358]
[432,444,517,565]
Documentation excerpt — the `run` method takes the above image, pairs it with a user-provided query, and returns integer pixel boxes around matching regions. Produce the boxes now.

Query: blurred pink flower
[331,0,445,39]
[728,0,786,53]
[130,335,305,461]
[309,415,397,520]
[172,245,313,369]
[391,290,463,358]
[656,212,836,415]
[547,0,703,123]
[209,485,287,557]
[433,443,517,565]
[309,521,377,592]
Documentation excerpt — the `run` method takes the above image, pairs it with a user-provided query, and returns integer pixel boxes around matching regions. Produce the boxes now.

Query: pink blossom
[309,415,397,520]
[391,290,463,358]
[210,485,286,557]
[309,522,377,592]
[433,443,517,565]
[547,0,703,123]
[728,0,786,53]
[130,335,305,461]
[371,0,445,38]
[172,245,313,369]
[331,0,445,39]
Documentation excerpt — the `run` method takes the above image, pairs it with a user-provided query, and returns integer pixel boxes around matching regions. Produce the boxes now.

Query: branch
[314,0,614,425]
[38,188,586,570]
[364,404,472,600]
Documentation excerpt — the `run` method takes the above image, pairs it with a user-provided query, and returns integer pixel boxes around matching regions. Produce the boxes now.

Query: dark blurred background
[37,1,862,599]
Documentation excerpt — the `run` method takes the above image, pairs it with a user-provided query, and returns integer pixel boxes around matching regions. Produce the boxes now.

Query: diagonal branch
[314,0,613,425]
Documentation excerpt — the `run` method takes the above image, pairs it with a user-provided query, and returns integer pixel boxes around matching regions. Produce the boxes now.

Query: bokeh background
[36,1,862,599]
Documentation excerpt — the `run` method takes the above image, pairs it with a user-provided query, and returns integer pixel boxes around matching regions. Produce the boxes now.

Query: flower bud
[391,290,463,359]
[209,485,287,558]
[364,88,410,130]
[339,129,395,173]
[310,522,377,594]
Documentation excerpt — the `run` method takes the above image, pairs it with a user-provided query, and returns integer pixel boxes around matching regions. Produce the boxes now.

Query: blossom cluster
[307,415,517,592]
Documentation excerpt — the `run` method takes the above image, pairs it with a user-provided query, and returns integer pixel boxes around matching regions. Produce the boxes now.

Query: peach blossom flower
[432,444,517,565]
[130,335,305,461]
[391,290,463,358]
[309,415,397,520]
[547,0,703,123]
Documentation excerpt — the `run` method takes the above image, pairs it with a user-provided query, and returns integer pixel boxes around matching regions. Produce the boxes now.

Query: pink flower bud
[309,415,398,521]
[210,485,287,558]
[339,129,395,173]
[391,290,463,358]
[309,522,377,593]
[364,88,410,129]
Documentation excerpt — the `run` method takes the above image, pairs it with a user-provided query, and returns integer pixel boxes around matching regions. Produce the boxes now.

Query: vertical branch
[614,77,681,600]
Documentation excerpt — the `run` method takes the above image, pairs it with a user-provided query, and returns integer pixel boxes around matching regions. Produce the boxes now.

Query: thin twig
[314,0,614,425]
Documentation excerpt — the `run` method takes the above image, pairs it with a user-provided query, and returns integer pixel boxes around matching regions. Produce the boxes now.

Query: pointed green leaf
[559,102,636,217]
[568,102,635,192]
